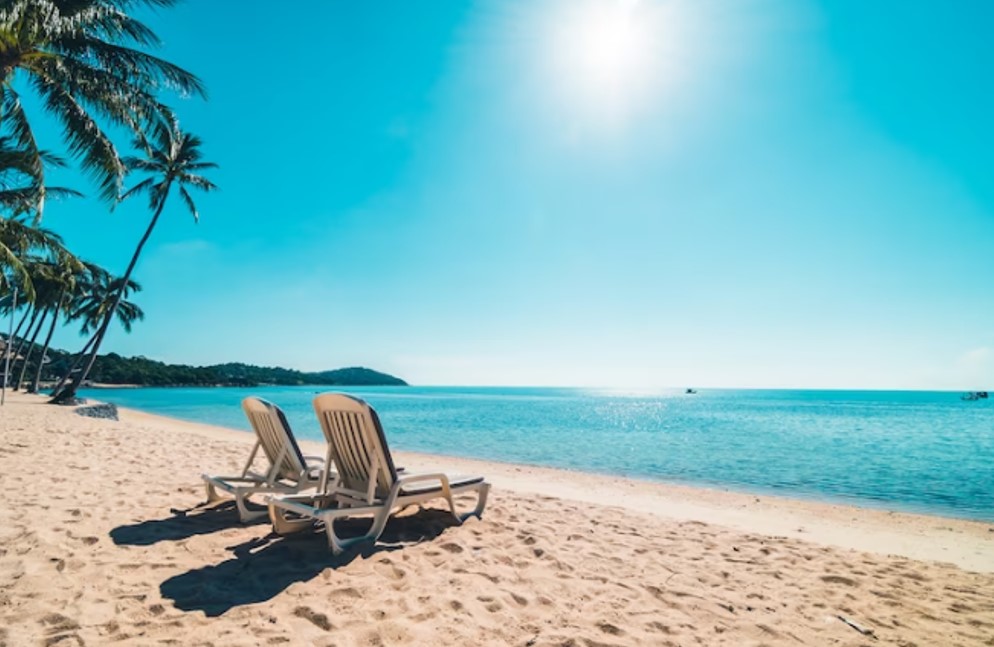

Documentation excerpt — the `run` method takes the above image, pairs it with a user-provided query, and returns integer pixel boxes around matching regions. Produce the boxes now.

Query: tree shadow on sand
[159,508,462,616]
[109,501,268,546]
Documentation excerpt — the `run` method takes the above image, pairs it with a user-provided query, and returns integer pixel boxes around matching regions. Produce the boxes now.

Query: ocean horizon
[82,385,994,523]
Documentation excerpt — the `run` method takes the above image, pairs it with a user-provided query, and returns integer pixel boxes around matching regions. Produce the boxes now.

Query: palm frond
[29,71,124,201]
[177,185,197,222]
[118,175,153,200]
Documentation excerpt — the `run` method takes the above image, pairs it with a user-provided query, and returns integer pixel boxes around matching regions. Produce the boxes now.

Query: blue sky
[32,0,994,388]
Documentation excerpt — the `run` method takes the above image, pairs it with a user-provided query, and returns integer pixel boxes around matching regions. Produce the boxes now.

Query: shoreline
[89,386,994,525]
[111,397,994,573]
[3,389,994,645]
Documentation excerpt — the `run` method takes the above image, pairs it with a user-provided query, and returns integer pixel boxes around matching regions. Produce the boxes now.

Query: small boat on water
[962,391,989,401]
[685,388,697,395]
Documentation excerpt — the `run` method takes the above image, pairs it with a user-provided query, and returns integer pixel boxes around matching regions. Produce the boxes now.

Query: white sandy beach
[1,390,993,646]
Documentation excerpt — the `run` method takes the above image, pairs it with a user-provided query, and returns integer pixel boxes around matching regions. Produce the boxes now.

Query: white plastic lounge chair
[267,392,490,554]
[202,397,327,522]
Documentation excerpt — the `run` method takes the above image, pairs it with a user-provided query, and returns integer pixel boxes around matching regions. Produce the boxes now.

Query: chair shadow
[110,501,268,546]
[159,508,462,617]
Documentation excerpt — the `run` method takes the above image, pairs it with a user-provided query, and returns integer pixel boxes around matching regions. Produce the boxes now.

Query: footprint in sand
[40,612,83,645]
[509,592,528,607]
[820,575,859,587]
[292,606,332,631]
[40,613,78,631]
[329,587,362,600]
[645,621,673,634]
[439,542,464,554]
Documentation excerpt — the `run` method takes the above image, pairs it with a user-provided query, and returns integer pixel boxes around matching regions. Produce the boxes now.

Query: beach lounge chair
[267,392,490,554]
[202,397,327,522]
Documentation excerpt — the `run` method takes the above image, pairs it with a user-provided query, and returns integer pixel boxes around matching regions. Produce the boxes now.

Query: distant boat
[962,391,989,401]
[685,388,697,394]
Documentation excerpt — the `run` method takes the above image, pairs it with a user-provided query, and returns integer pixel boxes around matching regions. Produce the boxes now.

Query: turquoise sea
[81,386,994,522]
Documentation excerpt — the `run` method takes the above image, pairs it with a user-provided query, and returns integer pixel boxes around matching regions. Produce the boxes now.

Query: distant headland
[38,346,407,388]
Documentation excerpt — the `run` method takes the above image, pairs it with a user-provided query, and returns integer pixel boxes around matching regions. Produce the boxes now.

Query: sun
[567,4,646,89]
[545,0,683,125]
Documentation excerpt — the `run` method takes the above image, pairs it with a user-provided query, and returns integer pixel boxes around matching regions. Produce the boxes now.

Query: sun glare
[546,0,684,126]
[570,6,644,88]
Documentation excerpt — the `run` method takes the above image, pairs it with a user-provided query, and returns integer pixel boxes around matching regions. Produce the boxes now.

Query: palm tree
[1,136,80,298]
[50,268,143,396]
[52,119,214,403]
[13,257,56,389]
[0,0,205,204]
[0,215,66,298]
[0,136,81,221]
[28,249,84,391]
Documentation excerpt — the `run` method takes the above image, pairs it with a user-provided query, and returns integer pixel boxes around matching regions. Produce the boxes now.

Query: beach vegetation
[0,0,213,401]
[0,137,79,295]
[48,265,143,395]
[14,341,408,387]
[0,0,205,205]
[51,117,215,403]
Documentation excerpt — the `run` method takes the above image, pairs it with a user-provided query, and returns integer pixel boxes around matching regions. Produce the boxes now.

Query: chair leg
[205,479,222,503]
[234,491,268,522]
[443,490,460,523]
[323,517,347,555]
[321,513,381,555]
[320,502,395,556]
[364,505,396,547]
[269,500,314,536]
[457,483,490,522]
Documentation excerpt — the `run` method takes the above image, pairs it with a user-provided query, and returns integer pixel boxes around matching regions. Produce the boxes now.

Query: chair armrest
[396,472,450,488]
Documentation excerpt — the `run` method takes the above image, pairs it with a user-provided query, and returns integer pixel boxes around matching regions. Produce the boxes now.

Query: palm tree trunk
[1,285,18,402]
[54,197,168,404]
[16,306,49,390]
[10,304,31,344]
[50,333,97,397]
[11,306,40,367]
[31,290,65,393]
[3,304,30,390]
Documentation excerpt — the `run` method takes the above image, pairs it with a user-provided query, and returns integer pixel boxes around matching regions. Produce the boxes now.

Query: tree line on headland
[0,1,223,402]
[89,356,406,387]
[0,334,406,387]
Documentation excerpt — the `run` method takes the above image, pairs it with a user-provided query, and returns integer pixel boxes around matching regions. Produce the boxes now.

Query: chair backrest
[311,392,400,500]
[241,397,308,481]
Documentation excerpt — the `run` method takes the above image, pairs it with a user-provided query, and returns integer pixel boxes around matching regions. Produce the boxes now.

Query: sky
[26,0,994,389]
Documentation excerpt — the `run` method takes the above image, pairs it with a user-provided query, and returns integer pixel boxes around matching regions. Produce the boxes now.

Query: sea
[80,386,994,522]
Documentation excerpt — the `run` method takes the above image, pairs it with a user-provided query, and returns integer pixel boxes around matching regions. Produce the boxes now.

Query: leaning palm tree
[0,217,74,395]
[0,0,206,205]
[1,137,80,293]
[13,256,61,389]
[0,216,66,299]
[52,119,214,403]
[50,269,143,396]
[8,256,46,379]
[28,248,84,391]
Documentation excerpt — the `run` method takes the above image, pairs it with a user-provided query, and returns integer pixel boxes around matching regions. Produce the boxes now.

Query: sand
[1,391,992,646]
